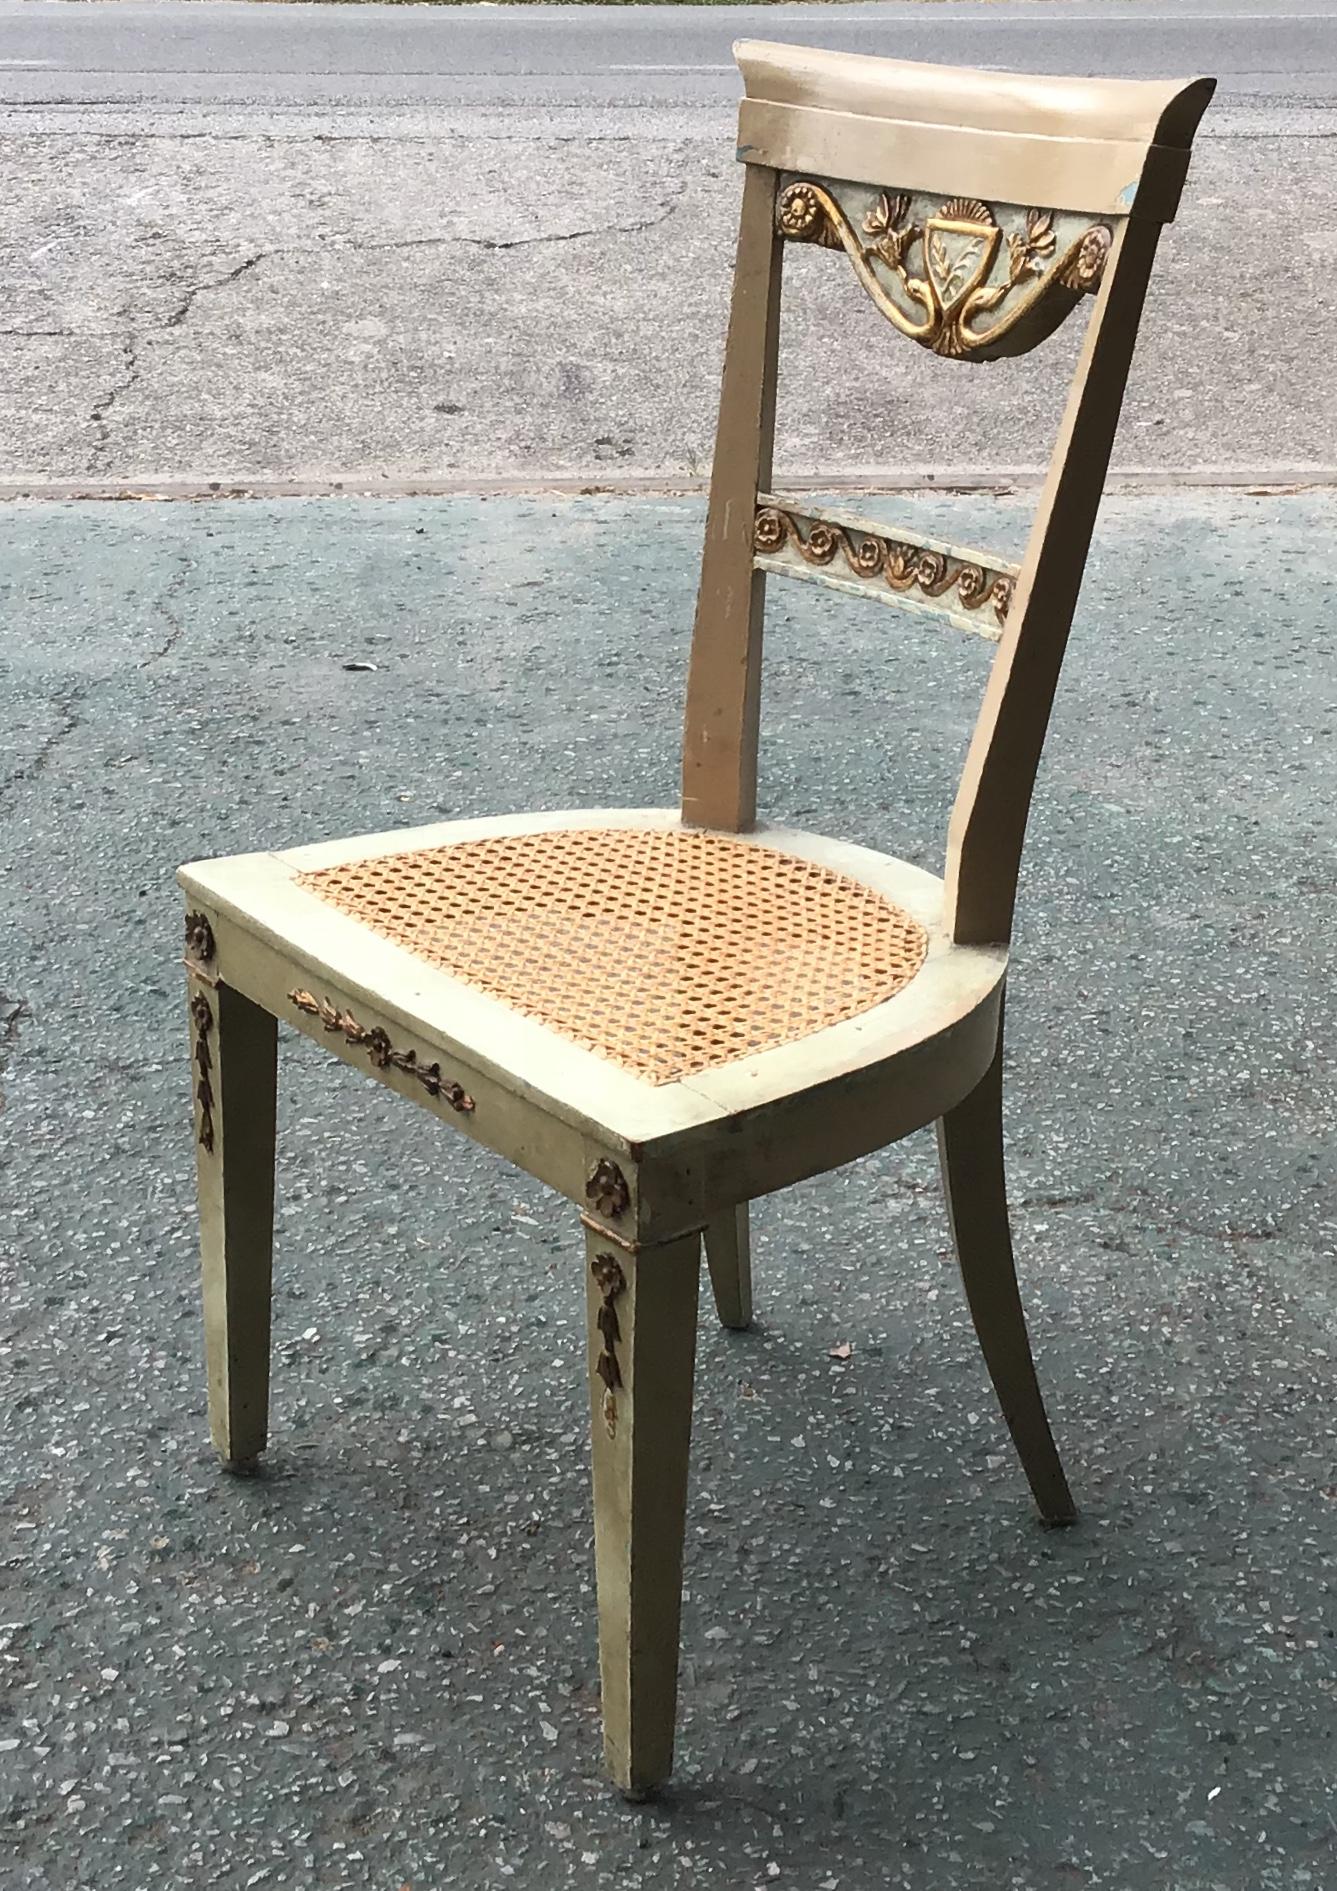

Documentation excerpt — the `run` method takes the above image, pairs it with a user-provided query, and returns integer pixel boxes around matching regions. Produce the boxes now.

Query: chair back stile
[680,42,1214,943]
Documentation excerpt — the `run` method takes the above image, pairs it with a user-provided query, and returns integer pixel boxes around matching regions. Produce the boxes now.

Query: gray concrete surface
[2,0,1336,484]
[1,490,1335,1888]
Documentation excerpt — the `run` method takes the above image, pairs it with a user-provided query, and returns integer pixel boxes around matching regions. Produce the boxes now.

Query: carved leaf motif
[862,191,908,239]
[928,227,987,306]
[287,989,474,1111]
[873,226,914,274]
[752,505,1013,635]
[1007,208,1059,285]
[777,176,1107,359]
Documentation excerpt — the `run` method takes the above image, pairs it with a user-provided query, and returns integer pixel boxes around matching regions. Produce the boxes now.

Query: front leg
[188,969,278,1470]
[585,1225,701,1798]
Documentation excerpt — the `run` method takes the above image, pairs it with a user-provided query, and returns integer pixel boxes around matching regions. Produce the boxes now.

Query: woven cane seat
[297,826,928,1086]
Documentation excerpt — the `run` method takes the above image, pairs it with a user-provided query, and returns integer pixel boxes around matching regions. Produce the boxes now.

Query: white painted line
[0,60,58,69]
[801,10,1329,19]
[2,469,1333,504]
[608,65,736,75]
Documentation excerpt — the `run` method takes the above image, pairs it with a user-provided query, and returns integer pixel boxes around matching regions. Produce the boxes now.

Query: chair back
[681,41,1214,943]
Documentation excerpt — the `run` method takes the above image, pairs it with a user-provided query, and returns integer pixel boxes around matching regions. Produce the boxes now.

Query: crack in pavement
[88,257,266,468]
[0,688,89,806]
[0,991,30,1117]
[161,252,266,331]
[140,553,193,665]
[1,559,194,808]
[78,184,687,466]
[87,335,139,471]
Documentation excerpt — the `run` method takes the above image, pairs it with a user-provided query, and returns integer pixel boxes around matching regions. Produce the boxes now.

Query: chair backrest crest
[736,40,1214,219]
[775,175,1112,363]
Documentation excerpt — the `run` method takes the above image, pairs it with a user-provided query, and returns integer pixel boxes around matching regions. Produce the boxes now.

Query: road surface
[2,0,1334,484]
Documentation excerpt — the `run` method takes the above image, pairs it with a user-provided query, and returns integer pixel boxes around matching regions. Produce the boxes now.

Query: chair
[179,42,1213,1797]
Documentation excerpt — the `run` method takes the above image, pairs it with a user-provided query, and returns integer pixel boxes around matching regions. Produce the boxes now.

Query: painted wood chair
[180,42,1213,1797]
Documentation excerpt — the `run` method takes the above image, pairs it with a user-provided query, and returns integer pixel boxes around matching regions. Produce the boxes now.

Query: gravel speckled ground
[1,492,1335,1888]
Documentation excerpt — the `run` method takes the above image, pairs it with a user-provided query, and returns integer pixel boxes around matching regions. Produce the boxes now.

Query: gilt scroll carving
[777,178,1112,361]
[754,504,1013,634]
[591,1251,627,1439]
[288,990,475,1112]
[190,991,216,1154]
[752,496,1019,639]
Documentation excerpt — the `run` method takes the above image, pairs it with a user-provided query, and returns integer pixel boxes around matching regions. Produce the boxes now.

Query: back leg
[937,1025,1076,1523]
[704,1205,752,1330]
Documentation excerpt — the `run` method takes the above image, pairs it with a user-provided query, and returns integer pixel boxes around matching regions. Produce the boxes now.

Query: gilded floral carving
[585,1158,631,1221]
[591,1251,627,1438]
[753,507,1013,629]
[288,989,474,1112]
[184,910,216,963]
[777,178,1113,361]
[190,990,216,1153]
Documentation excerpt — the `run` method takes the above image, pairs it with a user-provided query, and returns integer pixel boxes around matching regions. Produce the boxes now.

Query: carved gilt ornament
[776,178,1113,361]
[754,506,1012,632]
[190,990,216,1153]
[585,1158,631,1222]
[591,1251,627,1438]
[288,989,475,1113]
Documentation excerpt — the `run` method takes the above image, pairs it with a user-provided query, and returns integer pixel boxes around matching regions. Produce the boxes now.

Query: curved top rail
[733,42,1215,222]
[735,41,1215,151]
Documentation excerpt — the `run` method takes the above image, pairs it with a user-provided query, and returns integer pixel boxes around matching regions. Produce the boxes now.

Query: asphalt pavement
[2,0,1336,484]
[2,487,1336,1888]
[3,5,1336,1887]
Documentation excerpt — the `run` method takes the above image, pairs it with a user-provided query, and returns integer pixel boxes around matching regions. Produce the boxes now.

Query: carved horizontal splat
[753,498,1018,640]
[776,176,1112,361]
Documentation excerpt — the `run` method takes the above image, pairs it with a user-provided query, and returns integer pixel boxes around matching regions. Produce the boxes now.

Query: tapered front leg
[937,1025,1076,1524]
[189,975,278,1470]
[585,1226,701,1798]
[704,1204,753,1329]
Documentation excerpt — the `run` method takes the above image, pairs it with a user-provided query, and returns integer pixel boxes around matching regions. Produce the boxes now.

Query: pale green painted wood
[936,1015,1075,1524]
[704,1205,753,1329]
[585,1226,701,1798]
[191,975,278,1469]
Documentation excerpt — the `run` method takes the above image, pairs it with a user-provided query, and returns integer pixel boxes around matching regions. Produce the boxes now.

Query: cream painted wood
[585,1225,701,1798]
[201,907,597,1203]
[735,40,1213,149]
[190,976,277,1468]
[704,1205,753,1330]
[681,161,784,832]
[937,1016,1075,1523]
[738,100,1180,224]
[736,42,1214,222]
[181,811,1005,1179]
